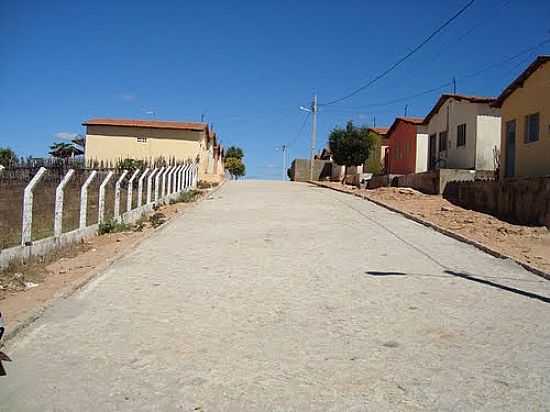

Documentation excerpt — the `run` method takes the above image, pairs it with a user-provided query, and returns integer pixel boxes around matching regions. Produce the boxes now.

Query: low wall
[444,176,550,227]
[396,169,491,195]
[290,159,332,182]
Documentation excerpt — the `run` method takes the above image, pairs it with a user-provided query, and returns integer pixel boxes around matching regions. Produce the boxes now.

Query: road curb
[3,181,227,345]
[309,181,550,281]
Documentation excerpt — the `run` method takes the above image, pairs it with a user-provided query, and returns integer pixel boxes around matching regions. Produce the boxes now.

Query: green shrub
[175,190,201,203]
[98,220,131,235]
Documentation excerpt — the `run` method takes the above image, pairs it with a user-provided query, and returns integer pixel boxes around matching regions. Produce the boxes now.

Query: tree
[224,156,246,179]
[0,147,17,167]
[48,142,84,159]
[225,146,244,160]
[328,121,376,178]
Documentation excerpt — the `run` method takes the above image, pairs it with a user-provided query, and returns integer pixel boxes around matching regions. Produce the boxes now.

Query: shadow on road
[366,270,550,304]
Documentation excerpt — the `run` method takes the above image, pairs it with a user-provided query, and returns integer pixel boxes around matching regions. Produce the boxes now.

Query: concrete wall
[397,168,480,195]
[290,159,331,182]
[499,62,550,178]
[426,98,501,170]
[444,177,550,227]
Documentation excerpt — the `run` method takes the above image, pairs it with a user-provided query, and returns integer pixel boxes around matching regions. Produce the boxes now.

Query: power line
[321,37,550,112]
[321,0,476,106]
[287,111,310,148]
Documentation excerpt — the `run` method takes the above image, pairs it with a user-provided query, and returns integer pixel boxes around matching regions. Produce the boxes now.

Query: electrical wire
[287,112,310,148]
[321,0,476,106]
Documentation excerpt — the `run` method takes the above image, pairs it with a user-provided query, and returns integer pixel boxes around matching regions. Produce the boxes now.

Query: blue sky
[1,0,549,179]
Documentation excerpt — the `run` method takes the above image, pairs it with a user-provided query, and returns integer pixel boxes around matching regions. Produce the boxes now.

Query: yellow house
[493,56,550,178]
[83,118,224,180]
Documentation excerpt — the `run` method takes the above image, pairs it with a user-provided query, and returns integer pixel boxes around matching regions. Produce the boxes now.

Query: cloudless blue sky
[1,0,549,178]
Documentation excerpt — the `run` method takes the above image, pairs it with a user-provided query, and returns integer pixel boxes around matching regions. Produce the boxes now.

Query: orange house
[386,117,428,175]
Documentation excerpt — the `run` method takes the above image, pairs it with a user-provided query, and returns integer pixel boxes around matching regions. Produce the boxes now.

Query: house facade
[386,117,428,175]
[423,94,501,171]
[493,56,550,178]
[83,118,223,180]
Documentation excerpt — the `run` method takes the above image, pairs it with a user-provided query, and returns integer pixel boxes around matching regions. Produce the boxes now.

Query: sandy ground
[0,192,206,337]
[316,182,550,275]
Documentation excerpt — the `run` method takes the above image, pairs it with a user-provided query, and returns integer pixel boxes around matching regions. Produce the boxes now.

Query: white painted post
[193,163,199,188]
[161,166,171,199]
[177,165,185,192]
[146,168,157,204]
[127,169,141,212]
[183,164,191,191]
[113,170,128,220]
[154,167,165,203]
[54,169,75,237]
[80,171,97,229]
[21,167,47,245]
[98,171,114,224]
[172,165,182,194]
[165,166,173,197]
[0,165,5,174]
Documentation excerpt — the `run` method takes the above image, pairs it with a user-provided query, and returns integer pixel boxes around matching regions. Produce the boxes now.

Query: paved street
[1,181,550,411]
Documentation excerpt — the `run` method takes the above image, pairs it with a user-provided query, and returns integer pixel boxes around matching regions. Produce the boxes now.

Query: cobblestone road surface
[1,181,549,411]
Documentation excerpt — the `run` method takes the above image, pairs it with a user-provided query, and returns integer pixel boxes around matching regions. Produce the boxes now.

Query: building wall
[476,115,501,170]
[499,63,550,178]
[415,133,429,173]
[388,121,418,175]
[426,99,500,170]
[85,125,205,166]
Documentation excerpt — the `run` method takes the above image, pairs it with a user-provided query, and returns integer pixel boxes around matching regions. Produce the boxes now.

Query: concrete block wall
[290,159,332,182]
[443,176,550,227]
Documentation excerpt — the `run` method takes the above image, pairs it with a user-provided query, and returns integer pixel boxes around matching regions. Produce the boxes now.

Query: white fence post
[171,165,180,194]
[154,167,165,203]
[80,171,97,229]
[193,163,199,188]
[0,165,5,174]
[178,165,186,191]
[146,168,157,204]
[183,164,191,191]
[54,169,75,237]
[113,170,128,221]
[161,166,171,199]
[21,167,47,245]
[98,171,114,224]
[127,169,141,212]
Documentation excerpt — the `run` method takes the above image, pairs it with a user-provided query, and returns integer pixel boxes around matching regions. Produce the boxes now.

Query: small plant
[176,190,201,203]
[149,212,166,228]
[98,220,131,235]
[197,180,212,189]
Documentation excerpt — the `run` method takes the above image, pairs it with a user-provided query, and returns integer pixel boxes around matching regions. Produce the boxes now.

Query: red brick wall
[387,120,418,175]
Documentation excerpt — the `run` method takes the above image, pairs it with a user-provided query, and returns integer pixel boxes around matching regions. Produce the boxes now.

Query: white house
[423,94,501,171]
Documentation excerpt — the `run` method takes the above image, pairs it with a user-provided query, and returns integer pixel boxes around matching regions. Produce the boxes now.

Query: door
[428,134,437,170]
[505,120,516,178]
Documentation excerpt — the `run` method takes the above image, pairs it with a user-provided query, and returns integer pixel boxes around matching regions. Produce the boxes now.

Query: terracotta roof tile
[368,127,390,136]
[83,118,208,131]
[423,94,495,124]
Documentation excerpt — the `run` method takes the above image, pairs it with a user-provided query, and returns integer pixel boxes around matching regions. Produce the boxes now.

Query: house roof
[493,55,550,108]
[423,94,495,124]
[83,118,208,132]
[367,127,389,136]
[386,117,425,137]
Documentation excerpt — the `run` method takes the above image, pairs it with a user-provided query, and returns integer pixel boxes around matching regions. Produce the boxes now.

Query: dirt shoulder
[0,189,215,339]
[314,181,550,276]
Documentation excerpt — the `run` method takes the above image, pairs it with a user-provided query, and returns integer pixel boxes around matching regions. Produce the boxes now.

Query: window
[438,131,448,152]
[457,124,466,147]
[524,113,539,143]
[137,137,147,143]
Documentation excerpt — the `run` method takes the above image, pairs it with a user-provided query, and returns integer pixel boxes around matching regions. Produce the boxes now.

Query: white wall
[476,115,501,170]
[415,133,429,172]
[426,98,501,170]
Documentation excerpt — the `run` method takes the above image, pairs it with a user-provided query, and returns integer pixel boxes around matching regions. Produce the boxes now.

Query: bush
[98,220,131,235]
[175,190,201,203]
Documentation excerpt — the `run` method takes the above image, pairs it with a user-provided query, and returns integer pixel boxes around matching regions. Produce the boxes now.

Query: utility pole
[309,94,318,181]
[404,104,408,117]
[281,144,288,181]
[452,77,457,94]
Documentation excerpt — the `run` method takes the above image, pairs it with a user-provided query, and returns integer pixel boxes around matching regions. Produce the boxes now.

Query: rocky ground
[316,182,550,275]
